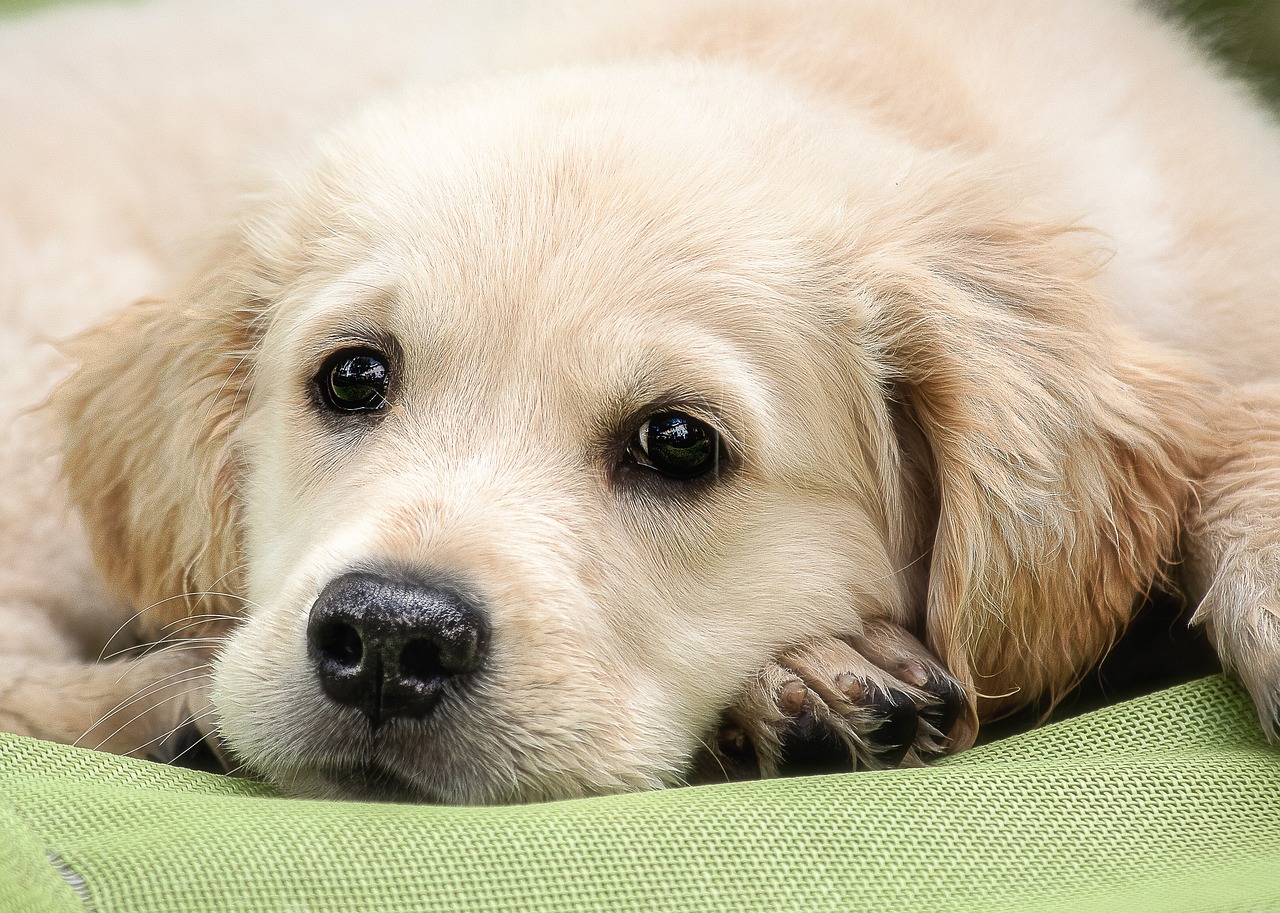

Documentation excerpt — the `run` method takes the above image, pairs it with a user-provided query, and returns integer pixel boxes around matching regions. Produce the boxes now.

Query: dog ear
[858,197,1215,716]
[52,245,261,639]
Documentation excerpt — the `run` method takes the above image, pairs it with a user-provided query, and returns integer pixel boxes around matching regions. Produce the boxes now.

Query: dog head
[56,62,1208,801]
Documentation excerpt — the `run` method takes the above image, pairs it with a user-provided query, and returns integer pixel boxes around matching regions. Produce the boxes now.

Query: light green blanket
[1,676,1278,913]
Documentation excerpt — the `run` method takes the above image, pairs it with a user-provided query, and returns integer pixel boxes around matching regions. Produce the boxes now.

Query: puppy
[4,0,1280,803]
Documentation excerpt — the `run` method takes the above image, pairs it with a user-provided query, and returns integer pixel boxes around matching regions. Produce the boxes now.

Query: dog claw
[865,686,918,766]
[895,660,931,689]
[835,672,864,700]
[694,620,975,782]
[915,671,968,743]
[778,679,809,714]
[778,706,855,775]
[689,720,761,783]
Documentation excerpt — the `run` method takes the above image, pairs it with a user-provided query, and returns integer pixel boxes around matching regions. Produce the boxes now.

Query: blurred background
[0,0,1278,107]
[1173,0,1280,101]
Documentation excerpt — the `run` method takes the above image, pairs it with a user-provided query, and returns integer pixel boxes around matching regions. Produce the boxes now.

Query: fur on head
[55,61,1213,801]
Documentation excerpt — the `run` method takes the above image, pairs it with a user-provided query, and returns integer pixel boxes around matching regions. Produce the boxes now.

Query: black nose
[306,571,488,725]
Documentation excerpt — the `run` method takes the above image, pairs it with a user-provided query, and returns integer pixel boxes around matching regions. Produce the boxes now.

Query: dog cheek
[594,492,906,723]
[208,532,365,771]
[209,615,318,769]
[468,650,697,797]
[454,574,697,793]
[233,403,360,606]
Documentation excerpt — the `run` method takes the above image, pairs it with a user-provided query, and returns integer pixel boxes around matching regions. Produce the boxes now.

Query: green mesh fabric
[2,676,1279,913]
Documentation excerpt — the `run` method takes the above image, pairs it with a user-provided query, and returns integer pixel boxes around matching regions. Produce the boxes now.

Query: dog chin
[229,714,688,805]
[261,755,674,806]
[250,735,501,805]
[282,761,435,803]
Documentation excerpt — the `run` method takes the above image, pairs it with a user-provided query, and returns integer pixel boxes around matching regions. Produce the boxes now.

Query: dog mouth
[262,737,447,803]
[204,705,773,799]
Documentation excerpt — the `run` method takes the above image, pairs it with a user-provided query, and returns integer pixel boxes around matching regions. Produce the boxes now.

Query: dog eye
[631,412,719,480]
[316,348,390,413]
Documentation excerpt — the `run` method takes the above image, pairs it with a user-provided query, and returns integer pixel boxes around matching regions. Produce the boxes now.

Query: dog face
[217,67,924,801]
[57,62,1209,802]
[173,66,919,801]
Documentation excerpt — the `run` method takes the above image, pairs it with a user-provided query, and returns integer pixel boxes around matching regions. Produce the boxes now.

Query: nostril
[399,639,443,685]
[307,604,375,719]
[313,619,363,669]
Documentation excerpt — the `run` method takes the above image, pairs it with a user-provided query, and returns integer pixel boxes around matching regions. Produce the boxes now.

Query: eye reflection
[631,411,719,480]
[316,348,390,413]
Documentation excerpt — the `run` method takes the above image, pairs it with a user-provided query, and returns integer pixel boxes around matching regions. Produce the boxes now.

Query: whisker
[202,347,255,431]
[96,604,160,663]
[77,663,213,748]
[100,634,229,662]
[87,685,210,755]
[162,611,245,629]
[149,709,224,768]
[154,616,240,639]
[690,735,730,785]
[96,590,259,662]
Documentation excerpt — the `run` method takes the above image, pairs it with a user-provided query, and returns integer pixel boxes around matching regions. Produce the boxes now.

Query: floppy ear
[52,256,260,639]
[858,197,1216,716]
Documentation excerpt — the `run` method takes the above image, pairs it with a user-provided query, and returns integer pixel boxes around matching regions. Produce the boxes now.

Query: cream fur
[4,0,1280,802]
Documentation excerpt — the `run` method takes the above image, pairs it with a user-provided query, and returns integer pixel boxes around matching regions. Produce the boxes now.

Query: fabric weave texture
[2,676,1279,912]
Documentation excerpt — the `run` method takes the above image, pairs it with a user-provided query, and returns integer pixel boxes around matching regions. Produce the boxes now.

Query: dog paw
[77,647,219,763]
[1195,581,1280,744]
[697,621,976,781]
[146,717,229,772]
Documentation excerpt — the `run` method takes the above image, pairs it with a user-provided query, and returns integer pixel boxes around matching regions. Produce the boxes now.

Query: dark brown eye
[631,412,719,480]
[316,348,390,413]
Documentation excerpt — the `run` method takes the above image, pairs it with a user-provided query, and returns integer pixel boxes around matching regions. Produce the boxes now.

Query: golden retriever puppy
[5,0,1280,802]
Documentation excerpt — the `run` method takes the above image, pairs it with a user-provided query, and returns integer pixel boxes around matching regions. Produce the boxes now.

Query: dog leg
[1185,383,1280,740]
[0,642,216,763]
[698,620,975,780]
